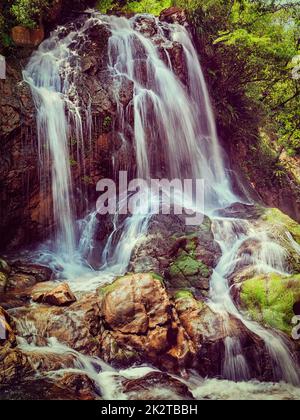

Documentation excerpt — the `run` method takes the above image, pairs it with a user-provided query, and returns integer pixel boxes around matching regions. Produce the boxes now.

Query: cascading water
[23,23,92,261]
[15,11,300,398]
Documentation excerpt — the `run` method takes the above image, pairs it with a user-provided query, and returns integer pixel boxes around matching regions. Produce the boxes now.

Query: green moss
[240,273,300,334]
[170,254,210,279]
[103,116,112,131]
[174,289,194,300]
[149,272,164,284]
[262,208,300,245]
[98,279,121,297]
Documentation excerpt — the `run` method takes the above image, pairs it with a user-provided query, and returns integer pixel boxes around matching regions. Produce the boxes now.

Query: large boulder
[40,283,77,307]
[174,291,275,381]
[98,273,195,373]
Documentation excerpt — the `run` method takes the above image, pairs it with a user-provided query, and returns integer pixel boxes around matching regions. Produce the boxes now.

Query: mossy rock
[259,208,300,273]
[261,208,300,245]
[167,253,211,294]
[240,273,300,335]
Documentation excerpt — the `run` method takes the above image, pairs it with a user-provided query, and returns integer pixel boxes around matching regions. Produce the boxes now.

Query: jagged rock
[41,283,77,307]
[98,273,195,373]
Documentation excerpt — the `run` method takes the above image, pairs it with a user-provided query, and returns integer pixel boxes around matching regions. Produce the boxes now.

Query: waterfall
[21,12,300,387]
[23,24,90,260]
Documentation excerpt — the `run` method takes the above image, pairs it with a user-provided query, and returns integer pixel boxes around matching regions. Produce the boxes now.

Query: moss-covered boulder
[166,252,211,297]
[259,208,300,273]
[240,273,300,335]
[129,214,221,290]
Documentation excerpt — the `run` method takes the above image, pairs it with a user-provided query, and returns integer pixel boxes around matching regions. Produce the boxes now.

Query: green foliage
[125,0,172,15]
[10,0,50,29]
[96,0,115,14]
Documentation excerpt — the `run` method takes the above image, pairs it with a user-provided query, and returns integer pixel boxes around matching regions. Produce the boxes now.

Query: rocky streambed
[1,204,300,400]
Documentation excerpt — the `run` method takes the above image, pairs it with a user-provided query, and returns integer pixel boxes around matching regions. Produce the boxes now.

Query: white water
[18,12,300,398]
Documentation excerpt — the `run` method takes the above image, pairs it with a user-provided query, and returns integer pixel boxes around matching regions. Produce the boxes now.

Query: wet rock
[174,292,274,381]
[56,372,99,400]
[159,7,187,25]
[122,372,194,400]
[0,375,99,400]
[11,26,45,47]
[0,261,53,296]
[98,273,195,373]
[10,292,102,355]
[133,15,158,38]
[0,306,31,389]
[41,283,77,307]
[130,214,221,298]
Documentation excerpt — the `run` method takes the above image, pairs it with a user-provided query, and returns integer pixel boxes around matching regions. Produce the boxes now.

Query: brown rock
[11,26,44,47]
[99,273,195,372]
[159,7,187,25]
[122,372,194,400]
[0,306,31,388]
[42,283,77,307]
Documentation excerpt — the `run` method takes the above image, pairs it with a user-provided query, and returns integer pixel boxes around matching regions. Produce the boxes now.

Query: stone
[174,292,275,381]
[10,292,102,355]
[0,306,31,389]
[98,273,195,372]
[122,372,194,400]
[42,283,77,307]
[159,7,187,25]
[11,26,44,47]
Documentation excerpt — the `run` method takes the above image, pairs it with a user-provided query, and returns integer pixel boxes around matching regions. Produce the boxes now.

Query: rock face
[98,273,195,373]
[160,7,187,25]
[174,291,276,381]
